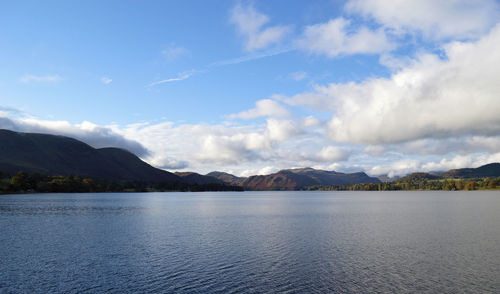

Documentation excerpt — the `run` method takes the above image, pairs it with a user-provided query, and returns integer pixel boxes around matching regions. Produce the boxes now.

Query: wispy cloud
[209,47,293,67]
[162,43,189,61]
[148,70,198,87]
[100,77,112,84]
[149,47,292,88]
[20,74,63,83]
[230,3,291,51]
[288,71,307,81]
[296,17,395,58]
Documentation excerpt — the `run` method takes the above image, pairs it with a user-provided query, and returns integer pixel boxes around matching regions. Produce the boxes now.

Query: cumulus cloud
[3,107,499,177]
[317,146,351,162]
[297,17,394,57]
[240,166,279,177]
[114,121,270,169]
[109,116,333,174]
[346,0,500,40]
[20,74,62,83]
[285,24,500,144]
[266,118,303,141]
[149,155,188,170]
[303,116,323,128]
[368,159,422,178]
[229,99,290,120]
[230,3,291,51]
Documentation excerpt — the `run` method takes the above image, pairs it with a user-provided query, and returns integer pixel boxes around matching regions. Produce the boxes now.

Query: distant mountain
[175,172,223,185]
[0,129,181,182]
[241,170,318,190]
[439,163,500,179]
[4,129,498,191]
[240,168,380,190]
[377,175,398,182]
[206,171,245,186]
[391,163,500,182]
[287,168,380,185]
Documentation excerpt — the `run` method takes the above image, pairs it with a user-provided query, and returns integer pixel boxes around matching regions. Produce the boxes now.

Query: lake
[1,191,499,293]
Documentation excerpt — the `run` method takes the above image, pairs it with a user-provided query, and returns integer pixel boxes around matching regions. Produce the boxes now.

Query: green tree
[10,171,31,191]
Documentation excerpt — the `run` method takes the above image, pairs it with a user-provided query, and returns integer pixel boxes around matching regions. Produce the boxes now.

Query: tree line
[305,177,500,191]
[0,171,243,194]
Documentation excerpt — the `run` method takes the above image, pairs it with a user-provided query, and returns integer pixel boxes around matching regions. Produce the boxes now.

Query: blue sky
[1,0,500,177]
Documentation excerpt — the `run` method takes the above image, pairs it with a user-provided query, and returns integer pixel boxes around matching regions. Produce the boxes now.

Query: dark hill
[395,172,442,182]
[0,129,181,182]
[440,163,500,178]
[287,168,380,185]
[175,172,223,185]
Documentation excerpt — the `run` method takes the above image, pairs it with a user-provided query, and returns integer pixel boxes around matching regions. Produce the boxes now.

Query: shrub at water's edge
[0,171,243,194]
[305,177,500,191]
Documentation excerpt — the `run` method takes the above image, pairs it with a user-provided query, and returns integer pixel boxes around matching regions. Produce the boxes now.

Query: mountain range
[396,163,500,182]
[1,129,500,191]
[0,129,183,183]
[208,168,380,190]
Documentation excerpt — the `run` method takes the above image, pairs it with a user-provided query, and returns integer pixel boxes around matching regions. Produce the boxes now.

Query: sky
[1,0,500,177]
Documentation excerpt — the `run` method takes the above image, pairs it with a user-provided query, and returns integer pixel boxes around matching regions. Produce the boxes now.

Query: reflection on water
[1,191,500,293]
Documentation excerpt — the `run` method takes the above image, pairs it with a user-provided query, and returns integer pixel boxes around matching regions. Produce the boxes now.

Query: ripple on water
[1,191,500,293]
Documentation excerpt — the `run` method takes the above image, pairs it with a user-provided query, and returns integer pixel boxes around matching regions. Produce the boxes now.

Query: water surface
[1,191,499,293]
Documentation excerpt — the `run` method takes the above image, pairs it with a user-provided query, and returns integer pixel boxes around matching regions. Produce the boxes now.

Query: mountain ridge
[2,129,500,191]
[209,168,381,190]
[0,129,181,182]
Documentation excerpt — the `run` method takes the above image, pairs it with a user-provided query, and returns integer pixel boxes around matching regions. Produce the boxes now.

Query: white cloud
[366,152,500,177]
[162,44,189,61]
[156,158,188,170]
[110,116,333,174]
[297,17,395,57]
[285,24,500,144]
[148,70,197,87]
[368,159,422,178]
[228,99,291,120]
[465,136,500,153]
[366,152,500,178]
[288,71,307,81]
[230,3,291,51]
[378,54,412,71]
[2,108,499,177]
[209,47,293,67]
[240,166,278,177]
[198,134,257,164]
[364,145,386,156]
[266,118,302,141]
[303,116,322,128]
[345,0,500,40]
[20,74,62,83]
[318,146,351,162]
[422,153,500,172]
[100,77,112,84]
